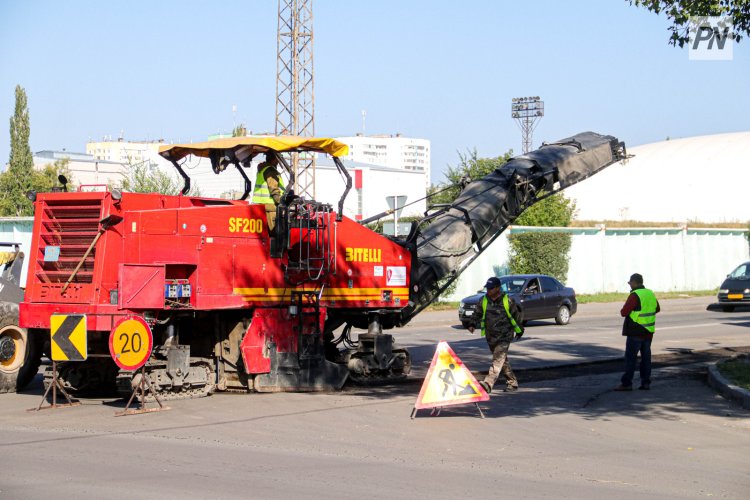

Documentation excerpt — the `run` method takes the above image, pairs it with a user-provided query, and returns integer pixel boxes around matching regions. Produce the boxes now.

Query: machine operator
[253,153,285,230]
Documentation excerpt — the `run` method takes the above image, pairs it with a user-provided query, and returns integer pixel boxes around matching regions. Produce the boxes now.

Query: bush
[508,232,571,282]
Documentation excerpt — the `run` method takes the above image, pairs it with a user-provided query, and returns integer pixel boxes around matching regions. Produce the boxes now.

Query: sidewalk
[574,294,716,318]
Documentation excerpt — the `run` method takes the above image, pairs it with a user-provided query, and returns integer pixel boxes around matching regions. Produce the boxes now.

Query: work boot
[479,381,491,394]
[504,385,518,393]
[638,384,651,390]
[614,384,633,391]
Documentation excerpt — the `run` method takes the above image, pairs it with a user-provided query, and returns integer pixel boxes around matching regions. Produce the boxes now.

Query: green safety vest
[253,165,285,204]
[480,293,523,337]
[629,288,657,333]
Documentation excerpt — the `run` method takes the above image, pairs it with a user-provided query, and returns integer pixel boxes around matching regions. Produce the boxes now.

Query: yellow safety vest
[253,165,285,204]
[629,288,657,333]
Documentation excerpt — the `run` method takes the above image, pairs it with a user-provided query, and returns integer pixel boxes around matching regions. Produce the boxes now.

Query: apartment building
[86,138,166,167]
[335,134,430,187]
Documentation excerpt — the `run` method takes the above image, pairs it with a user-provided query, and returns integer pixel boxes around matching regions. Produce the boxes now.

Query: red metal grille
[35,199,103,284]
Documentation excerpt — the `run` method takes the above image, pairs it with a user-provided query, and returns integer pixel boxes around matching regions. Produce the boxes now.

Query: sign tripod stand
[28,313,89,412]
[28,360,81,412]
[115,365,169,417]
[411,401,485,419]
[110,315,169,417]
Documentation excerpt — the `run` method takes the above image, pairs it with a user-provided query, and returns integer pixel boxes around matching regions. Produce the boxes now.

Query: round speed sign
[109,316,153,371]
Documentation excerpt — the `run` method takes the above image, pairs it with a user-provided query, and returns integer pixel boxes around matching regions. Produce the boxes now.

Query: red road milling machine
[3,133,625,399]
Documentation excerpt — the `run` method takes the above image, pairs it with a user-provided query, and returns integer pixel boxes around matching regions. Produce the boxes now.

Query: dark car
[717,262,750,312]
[458,274,577,328]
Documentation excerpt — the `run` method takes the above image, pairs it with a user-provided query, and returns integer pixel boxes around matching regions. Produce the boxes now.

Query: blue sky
[1,0,748,184]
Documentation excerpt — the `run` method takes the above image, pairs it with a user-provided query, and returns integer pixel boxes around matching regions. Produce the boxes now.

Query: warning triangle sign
[414,341,489,410]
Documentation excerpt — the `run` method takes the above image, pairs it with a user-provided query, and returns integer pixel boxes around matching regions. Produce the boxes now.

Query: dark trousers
[621,336,652,387]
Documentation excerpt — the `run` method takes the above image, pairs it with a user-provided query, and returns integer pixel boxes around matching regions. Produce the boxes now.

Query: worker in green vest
[468,276,524,394]
[253,154,285,205]
[615,273,660,391]
[253,154,285,230]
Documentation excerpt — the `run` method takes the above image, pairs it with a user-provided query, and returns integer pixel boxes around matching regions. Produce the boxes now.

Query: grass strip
[717,358,750,391]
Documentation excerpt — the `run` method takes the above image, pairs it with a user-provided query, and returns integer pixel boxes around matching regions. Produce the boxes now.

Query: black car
[458,274,577,328]
[717,262,750,312]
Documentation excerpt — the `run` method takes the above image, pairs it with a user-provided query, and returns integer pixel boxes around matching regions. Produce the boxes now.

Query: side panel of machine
[322,215,411,309]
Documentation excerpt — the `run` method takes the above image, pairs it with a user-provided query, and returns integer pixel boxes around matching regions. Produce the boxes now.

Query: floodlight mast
[511,96,544,154]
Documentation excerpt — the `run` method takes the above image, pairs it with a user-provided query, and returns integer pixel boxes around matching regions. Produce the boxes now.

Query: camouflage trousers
[483,341,518,389]
[265,204,277,232]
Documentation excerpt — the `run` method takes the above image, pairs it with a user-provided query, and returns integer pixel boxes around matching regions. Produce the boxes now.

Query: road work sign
[50,314,87,361]
[109,316,153,371]
[414,341,488,410]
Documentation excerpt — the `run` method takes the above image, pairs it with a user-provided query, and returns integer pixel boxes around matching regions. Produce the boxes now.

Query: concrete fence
[444,225,749,300]
[2,218,747,297]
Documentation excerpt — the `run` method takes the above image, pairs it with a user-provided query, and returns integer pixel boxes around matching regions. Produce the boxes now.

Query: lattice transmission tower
[276,0,316,198]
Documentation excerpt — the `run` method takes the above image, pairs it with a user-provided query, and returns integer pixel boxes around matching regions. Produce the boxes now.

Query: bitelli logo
[345,247,382,263]
[689,16,735,61]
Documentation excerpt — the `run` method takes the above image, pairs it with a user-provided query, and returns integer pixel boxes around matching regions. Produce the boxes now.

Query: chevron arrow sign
[50,314,87,362]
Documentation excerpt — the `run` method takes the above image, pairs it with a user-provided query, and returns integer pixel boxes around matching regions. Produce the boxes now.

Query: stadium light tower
[511,96,544,154]
[276,0,316,198]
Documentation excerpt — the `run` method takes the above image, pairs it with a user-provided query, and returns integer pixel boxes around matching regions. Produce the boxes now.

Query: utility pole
[511,96,544,154]
[276,0,316,198]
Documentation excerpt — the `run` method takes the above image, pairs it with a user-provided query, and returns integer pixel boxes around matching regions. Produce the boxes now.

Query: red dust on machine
[13,132,627,400]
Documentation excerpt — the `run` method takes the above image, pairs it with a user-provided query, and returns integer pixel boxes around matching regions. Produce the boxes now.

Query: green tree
[515,193,577,227]
[508,232,572,282]
[0,85,34,216]
[120,160,201,196]
[232,123,247,137]
[631,0,750,46]
[33,158,74,193]
[428,149,513,207]
[509,192,577,282]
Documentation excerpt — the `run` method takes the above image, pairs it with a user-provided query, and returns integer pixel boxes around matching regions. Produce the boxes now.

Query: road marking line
[658,321,746,331]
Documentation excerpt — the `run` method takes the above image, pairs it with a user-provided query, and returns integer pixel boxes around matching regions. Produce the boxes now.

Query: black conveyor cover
[401,131,626,323]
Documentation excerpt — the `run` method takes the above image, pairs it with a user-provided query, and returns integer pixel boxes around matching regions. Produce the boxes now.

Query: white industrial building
[33,150,125,187]
[565,131,750,223]
[314,158,426,221]
[86,138,165,166]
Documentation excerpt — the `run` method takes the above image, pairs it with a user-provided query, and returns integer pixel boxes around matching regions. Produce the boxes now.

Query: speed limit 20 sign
[109,316,153,371]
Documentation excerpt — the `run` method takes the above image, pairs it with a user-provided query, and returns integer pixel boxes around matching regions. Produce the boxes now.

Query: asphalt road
[397,295,750,378]
[0,296,748,499]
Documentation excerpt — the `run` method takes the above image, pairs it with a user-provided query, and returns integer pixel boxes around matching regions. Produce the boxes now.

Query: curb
[707,354,750,410]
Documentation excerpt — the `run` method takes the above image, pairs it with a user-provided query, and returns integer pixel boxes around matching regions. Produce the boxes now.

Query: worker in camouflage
[468,276,524,393]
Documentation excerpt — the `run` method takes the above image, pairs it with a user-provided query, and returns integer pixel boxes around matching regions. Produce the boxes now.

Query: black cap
[485,277,501,289]
[629,273,643,284]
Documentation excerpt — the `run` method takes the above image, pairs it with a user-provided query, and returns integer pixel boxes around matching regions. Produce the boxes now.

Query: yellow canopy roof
[159,136,349,161]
